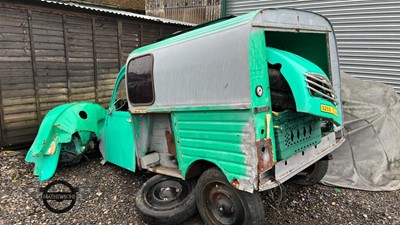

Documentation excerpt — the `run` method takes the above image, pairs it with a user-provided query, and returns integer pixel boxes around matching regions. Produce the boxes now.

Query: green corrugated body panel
[130,10,259,55]
[266,47,342,125]
[171,110,254,182]
[25,102,106,181]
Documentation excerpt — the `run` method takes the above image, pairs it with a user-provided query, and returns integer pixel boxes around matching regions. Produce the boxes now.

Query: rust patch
[165,130,176,155]
[231,178,240,189]
[256,138,275,173]
[45,136,58,155]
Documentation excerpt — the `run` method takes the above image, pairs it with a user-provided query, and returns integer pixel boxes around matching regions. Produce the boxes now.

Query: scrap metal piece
[25,102,106,181]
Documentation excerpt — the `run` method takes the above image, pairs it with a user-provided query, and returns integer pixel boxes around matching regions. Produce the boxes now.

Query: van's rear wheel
[135,175,197,225]
[291,160,329,186]
[195,167,265,225]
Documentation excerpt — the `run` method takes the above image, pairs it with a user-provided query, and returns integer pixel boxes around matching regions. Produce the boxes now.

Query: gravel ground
[1,149,399,225]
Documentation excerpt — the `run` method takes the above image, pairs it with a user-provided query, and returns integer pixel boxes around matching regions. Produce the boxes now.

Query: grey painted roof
[40,0,195,26]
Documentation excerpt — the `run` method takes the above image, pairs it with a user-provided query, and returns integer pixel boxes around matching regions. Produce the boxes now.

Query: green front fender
[25,102,106,181]
[266,47,342,125]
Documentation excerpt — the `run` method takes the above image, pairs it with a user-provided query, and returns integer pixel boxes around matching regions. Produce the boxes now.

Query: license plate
[321,104,338,116]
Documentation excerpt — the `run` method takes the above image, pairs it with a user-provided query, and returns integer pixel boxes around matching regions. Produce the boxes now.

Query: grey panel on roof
[226,0,400,93]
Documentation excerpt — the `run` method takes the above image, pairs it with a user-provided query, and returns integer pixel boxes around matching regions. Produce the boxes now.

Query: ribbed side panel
[172,110,255,179]
[227,0,400,93]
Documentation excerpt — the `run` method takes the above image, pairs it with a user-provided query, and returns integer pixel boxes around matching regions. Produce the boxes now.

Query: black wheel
[291,160,329,186]
[196,167,265,225]
[268,68,296,111]
[135,174,197,225]
[269,68,291,92]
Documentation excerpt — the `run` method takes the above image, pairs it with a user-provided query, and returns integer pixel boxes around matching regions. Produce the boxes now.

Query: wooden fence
[0,2,186,148]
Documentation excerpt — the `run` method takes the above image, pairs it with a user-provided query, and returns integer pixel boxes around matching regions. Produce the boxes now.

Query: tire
[270,91,296,111]
[291,160,329,186]
[268,68,296,111]
[268,68,290,92]
[195,167,265,225]
[135,174,197,225]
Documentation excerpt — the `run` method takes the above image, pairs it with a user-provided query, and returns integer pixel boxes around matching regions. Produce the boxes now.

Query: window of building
[126,55,154,105]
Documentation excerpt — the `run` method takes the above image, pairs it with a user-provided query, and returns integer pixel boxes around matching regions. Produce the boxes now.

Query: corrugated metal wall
[226,0,400,93]
[0,2,184,148]
[146,0,222,24]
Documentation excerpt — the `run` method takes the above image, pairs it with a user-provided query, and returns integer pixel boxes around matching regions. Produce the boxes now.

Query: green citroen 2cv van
[27,8,345,225]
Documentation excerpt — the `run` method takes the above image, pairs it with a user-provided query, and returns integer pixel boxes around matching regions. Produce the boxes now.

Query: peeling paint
[45,136,58,156]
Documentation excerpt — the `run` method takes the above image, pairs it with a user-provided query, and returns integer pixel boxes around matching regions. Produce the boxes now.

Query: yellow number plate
[321,104,338,116]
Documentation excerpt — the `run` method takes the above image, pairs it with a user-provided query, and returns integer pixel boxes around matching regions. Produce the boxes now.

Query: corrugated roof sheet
[40,0,195,26]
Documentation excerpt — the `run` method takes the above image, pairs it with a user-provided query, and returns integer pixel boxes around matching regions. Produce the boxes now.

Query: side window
[127,55,154,105]
[113,77,128,111]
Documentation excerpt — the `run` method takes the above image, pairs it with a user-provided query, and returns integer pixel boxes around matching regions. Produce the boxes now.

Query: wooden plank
[70,87,95,94]
[32,35,64,44]
[71,93,95,102]
[3,105,37,115]
[32,20,63,31]
[31,11,63,23]
[4,120,37,129]
[70,76,94,82]
[31,28,63,37]
[38,88,68,96]
[2,89,35,98]
[0,16,29,28]
[0,78,6,146]
[0,49,31,57]
[62,15,72,102]
[92,18,99,103]
[0,41,31,49]
[69,70,94,76]
[34,42,65,50]
[27,10,42,125]
[4,111,37,123]
[1,75,33,84]
[0,33,30,42]
[70,81,95,88]
[39,95,68,103]
[1,83,34,91]
[2,97,36,107]
[6,127,38,138]
[37,69,67,77]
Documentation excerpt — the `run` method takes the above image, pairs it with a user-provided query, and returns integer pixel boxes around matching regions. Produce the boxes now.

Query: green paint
[103,66,135,172]
[265,31,330,77]
[25,102,106,181]
[171,110,253,182]
[248,29,277,161]
[266,47,342,125]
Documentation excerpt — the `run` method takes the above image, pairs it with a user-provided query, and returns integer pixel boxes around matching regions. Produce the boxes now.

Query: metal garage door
[226,0,400,93]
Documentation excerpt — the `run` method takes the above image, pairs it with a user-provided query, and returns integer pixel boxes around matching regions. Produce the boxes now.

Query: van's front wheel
[195,167,265,225]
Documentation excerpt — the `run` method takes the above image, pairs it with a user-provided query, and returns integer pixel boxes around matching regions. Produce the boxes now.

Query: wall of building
[226,0,400,94]
[0,1,185,147]
[146,0,223,24]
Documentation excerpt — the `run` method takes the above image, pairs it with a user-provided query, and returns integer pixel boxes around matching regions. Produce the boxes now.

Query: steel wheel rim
[203,181,244,225]
[145,178,190,210]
